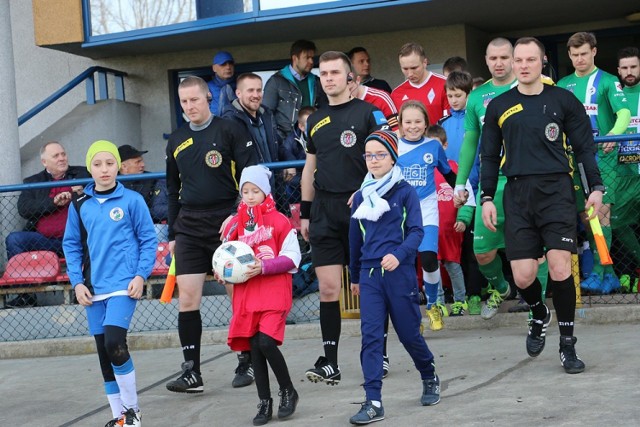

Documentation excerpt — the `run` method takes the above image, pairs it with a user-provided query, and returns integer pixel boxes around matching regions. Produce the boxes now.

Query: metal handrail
[0,133,637,193]
[17,66,128,126]
[0,161,306,194]
[594,133,640,143]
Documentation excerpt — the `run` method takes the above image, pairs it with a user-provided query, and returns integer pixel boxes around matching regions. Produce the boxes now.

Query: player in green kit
[557,32,631,293]
[453,38,550,319]
[613,47,640,292]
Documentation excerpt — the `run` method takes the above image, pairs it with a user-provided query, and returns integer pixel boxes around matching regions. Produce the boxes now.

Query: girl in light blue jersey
[397,100,457,331]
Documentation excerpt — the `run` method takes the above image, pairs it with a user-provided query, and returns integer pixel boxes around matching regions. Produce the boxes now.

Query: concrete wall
[11,2,629,177]
[11,1,93,155]
[13,1,470,173]
[20,99,141,178]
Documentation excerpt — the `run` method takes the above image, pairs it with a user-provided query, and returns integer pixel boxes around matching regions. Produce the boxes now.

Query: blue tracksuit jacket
[63,182,157,295]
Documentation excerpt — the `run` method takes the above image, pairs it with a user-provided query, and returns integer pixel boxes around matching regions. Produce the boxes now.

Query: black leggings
[250,332,292,400]
[461,219,487,297]
[95,325,129,382]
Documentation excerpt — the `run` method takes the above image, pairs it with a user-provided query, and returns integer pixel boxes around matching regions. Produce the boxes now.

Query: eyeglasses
[362,153,390,161]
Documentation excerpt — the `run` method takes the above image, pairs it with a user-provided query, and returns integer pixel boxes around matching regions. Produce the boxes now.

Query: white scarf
[352,165,404,221]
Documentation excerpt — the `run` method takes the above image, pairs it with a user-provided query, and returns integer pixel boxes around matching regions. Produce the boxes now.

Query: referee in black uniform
[300,51,388,384]
[164,76,257,393]
[480,37,603,374]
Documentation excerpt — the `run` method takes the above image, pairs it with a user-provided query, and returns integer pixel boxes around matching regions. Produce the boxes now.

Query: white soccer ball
[212,241,256,284]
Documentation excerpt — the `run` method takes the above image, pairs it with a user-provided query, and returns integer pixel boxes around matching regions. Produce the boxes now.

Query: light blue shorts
[86,295,137,335]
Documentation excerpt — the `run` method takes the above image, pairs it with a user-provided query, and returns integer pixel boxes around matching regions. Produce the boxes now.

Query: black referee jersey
[480,84,602,198]
[166,117,257,239]
[306,98,388,194]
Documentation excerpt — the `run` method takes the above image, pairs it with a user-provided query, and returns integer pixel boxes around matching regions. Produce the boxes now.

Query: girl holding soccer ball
[219,165,302,426]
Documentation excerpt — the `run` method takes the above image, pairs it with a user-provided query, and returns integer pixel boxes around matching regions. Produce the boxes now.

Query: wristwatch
[480,196,494,206]
[590,185,606,194]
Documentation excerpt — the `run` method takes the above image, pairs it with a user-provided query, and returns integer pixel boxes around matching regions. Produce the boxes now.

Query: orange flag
[587,206,613,265]
[160,257,176,304]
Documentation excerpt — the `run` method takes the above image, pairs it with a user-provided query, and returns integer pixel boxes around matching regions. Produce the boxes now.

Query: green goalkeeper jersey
[465,78,517,134]
[456,78,517,184]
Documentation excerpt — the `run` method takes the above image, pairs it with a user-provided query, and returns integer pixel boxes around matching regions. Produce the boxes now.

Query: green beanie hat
[86,140,121,172]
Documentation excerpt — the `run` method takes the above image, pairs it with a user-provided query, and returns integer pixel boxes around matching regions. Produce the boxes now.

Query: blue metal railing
[0,162,305,194]
[17,66,128,126]
[593,134,640,143]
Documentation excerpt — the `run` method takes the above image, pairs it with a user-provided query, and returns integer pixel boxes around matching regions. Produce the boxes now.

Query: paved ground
[1,310,638,426]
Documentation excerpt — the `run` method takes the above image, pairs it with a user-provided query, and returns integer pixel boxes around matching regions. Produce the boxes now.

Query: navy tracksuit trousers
[358,264,436,402]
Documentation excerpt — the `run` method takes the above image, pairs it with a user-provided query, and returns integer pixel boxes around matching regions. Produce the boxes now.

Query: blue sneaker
[580,272,602,293]
[602,274,620,294]
[349,401,384,425]
[579,248,594,278]
[421,375,441,406]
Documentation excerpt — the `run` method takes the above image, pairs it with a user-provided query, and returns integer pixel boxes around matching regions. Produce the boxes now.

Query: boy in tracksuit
[348,130,440,425]
[63,140,156,427]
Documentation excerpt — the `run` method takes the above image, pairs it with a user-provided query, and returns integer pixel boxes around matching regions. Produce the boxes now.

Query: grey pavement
[1,308,639,426]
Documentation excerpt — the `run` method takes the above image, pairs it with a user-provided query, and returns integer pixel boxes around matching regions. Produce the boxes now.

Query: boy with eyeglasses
[348,130,440,425]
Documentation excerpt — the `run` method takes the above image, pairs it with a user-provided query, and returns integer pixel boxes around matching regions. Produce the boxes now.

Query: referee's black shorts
[309,191,352,267]
[504,173,577,261]
[173,204,233,276]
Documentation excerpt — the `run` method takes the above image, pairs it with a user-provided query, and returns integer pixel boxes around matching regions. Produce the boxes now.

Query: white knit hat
[239,165,272,195]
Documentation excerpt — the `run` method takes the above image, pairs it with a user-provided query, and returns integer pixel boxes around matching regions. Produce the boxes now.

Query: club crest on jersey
[205,150,222,168]
[110,207,124,222]
[340,130,357,148]
[427,88,436,104]
[423,153,434,164]
[545,123,560,142]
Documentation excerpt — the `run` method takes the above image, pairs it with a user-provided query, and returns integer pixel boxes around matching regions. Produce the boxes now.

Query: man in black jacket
[263,39,327,140]
[222,73,287,212]
[5,141,89,307]
[222,73,279,165]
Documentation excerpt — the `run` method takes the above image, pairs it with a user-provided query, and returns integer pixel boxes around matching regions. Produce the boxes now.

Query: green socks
[478,255,509,294]
[537,259,549,299]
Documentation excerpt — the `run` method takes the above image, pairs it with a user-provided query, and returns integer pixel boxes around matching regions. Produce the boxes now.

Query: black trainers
[526,305,552,357]
[418,289,427,305]
[382,355,390,379]
[253,398,273,426]
[559,336,586,374]
[277,386,299,419]
[166,360,204,393]
[421,375,441,406]
[349,401,384,425]
[305,356,341,385]
[232,352,255,388]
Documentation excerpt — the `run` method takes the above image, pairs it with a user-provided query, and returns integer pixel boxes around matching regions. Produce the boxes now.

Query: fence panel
[0,147,638,342]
